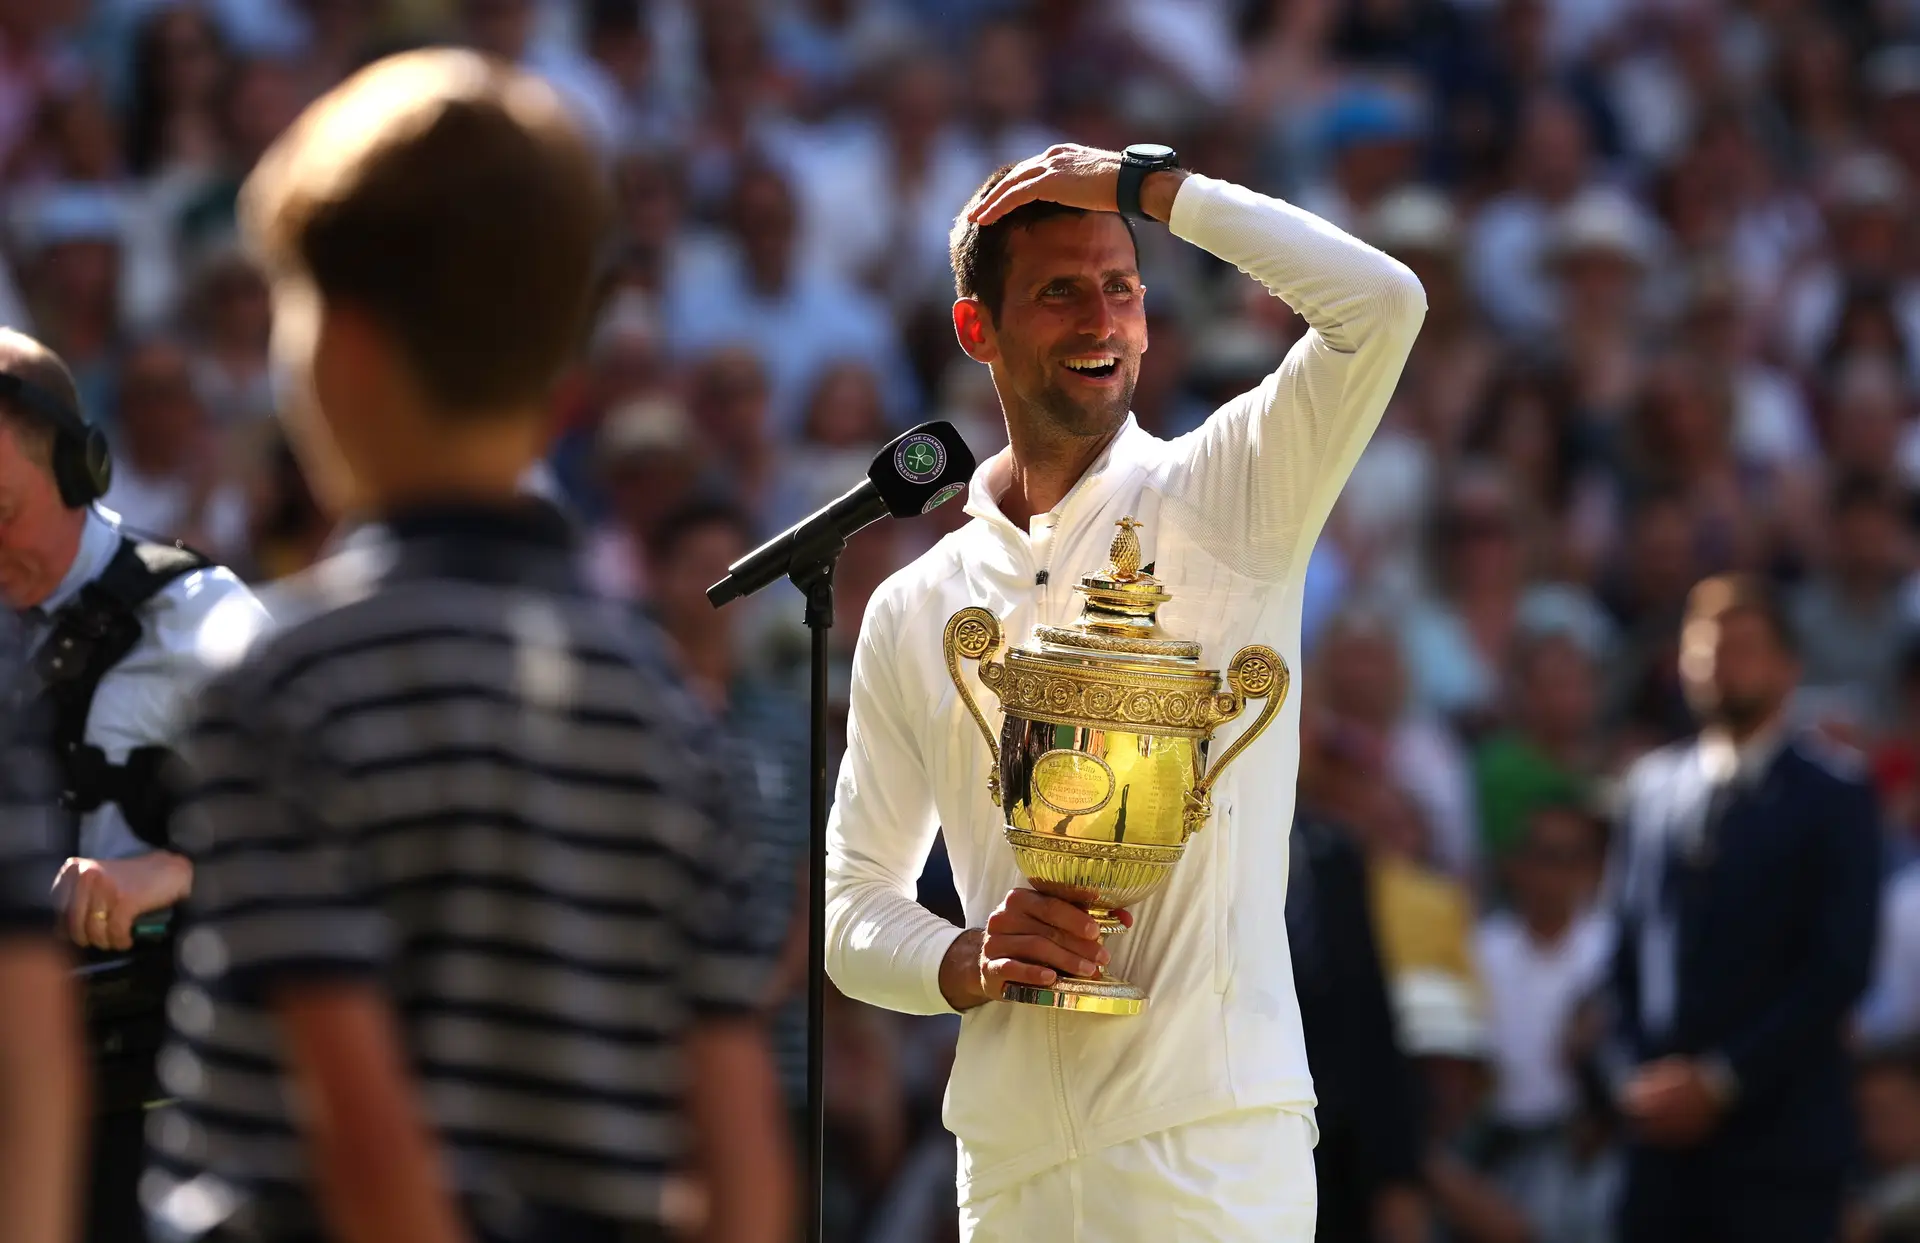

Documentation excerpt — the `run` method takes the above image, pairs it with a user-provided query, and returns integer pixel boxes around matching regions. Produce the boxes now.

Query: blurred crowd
[11,0,1920,1239]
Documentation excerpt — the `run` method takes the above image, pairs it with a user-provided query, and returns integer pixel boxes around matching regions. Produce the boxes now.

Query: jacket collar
[962,415,1152,540]
[1696,718,1791,790]
[39,507,122,615]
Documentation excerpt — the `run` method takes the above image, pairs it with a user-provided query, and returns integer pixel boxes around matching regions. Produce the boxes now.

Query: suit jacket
[1288,813,1423,1194]
[1610,732,1882,1173]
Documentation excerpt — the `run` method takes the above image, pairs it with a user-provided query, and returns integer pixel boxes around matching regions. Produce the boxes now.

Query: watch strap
[1116,156,1152,221]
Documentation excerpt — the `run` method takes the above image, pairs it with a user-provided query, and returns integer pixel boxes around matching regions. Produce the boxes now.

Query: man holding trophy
[824,142,1426,1239]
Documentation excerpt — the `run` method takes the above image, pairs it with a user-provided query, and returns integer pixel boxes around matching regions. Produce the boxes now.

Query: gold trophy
[943,518,1288,1015]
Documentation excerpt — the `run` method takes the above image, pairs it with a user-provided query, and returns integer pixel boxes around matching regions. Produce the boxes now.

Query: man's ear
[312,300,377,421]
[953,298,999,365]
[318,301,430,425]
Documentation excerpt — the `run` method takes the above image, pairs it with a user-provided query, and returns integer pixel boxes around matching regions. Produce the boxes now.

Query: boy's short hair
[240,49,613,418]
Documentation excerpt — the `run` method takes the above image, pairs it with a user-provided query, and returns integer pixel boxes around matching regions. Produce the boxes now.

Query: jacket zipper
[1030,456,1109,1162]
[1030,517,1055,617]
[1030,467,1104,619]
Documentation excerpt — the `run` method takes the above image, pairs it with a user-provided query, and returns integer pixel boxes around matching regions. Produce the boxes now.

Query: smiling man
[823,143,1426,1240]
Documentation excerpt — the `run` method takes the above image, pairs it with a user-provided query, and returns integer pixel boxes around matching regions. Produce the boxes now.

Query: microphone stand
[789,552,838,1243]
[706,429,974,1243]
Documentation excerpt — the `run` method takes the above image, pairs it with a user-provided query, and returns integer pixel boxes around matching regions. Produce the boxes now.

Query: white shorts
[958,1108,1318,1243]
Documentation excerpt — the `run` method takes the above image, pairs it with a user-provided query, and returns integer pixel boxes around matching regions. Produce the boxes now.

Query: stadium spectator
[1474,632,1601,864]
[1846,1041,1920,1243]
[663,156,918,436]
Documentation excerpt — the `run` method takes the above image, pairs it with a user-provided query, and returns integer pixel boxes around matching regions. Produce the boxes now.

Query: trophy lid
[1034,518,1203,664]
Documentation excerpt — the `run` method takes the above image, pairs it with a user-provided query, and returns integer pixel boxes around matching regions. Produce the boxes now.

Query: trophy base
[1003,975,1147,1015]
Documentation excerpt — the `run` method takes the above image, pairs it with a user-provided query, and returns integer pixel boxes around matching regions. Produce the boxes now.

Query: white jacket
[824,173,1426,1204]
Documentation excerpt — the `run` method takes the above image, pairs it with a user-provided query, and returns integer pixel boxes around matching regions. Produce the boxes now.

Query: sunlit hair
[949,161,1138,323]
[240,49,614,418]
[1683,573,1799,658]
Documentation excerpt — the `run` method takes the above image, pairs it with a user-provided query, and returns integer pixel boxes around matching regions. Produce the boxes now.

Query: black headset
[0,372,113,509]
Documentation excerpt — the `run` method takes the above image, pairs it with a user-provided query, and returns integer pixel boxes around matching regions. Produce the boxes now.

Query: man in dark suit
[1287,812,1430,1243]
[1610,573,1882,1243]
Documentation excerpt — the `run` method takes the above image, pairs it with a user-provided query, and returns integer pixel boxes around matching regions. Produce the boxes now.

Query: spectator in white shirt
[457,0,628,151]
[582,0,692,151]
[1777,152,1920,385]
[663,158,920,436]
[1680,260,1820,477]
[100,337,246,555]
[783,45,993,307]
[1476,802,1613,1131]
[1467,90,1596,338]
[1861,865,1920,1045]
[1317,604,1483,885]
[962,16,1060,169]
[183,240,275,425]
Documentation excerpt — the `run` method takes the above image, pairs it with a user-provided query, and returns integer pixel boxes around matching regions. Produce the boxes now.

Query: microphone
[707,419,976,608]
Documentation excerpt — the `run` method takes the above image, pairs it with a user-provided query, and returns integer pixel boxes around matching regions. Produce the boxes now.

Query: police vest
[32,538,212,852]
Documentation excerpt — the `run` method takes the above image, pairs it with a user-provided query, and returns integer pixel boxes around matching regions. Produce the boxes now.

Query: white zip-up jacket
[824,173,1426,1205]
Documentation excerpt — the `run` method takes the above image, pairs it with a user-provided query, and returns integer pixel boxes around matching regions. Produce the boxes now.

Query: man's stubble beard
[1715,696,1776,736]
[1696,688,1783,737]
[1023,363,1138,445]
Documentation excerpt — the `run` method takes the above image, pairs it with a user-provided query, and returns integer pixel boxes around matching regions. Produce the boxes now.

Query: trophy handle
[943,607,1005,803]
[1184,645,1289,838]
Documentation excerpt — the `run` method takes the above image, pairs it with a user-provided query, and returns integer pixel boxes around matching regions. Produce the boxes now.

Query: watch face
[1126,143,1177,164]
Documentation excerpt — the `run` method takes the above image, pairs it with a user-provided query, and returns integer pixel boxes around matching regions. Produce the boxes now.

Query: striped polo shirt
[146,502,775,1243]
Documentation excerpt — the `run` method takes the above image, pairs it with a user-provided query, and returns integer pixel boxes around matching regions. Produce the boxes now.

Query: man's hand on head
[968,145,1190,227]
[937,886,1131,1011]
[52,852,192,951]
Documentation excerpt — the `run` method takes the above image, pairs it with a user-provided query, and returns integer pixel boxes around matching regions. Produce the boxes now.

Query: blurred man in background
[1285,809,1429,1243]
[0,613,86,1243]
[1610,575,1881,1243]
[149,49,789,1243]
[0,326,265,1243]
[644,497,810,1134]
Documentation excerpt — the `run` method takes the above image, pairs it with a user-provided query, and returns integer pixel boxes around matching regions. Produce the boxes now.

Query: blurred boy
[147,50,790,1243]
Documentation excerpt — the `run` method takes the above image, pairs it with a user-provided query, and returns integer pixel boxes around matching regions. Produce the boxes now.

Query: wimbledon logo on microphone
[922,482,965,514]
[895,433,946,483]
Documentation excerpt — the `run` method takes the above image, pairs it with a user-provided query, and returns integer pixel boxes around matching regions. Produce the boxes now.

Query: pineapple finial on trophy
[1108,517,1143,580]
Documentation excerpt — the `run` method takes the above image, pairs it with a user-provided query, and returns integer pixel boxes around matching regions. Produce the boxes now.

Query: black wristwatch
[1116,143,1180,221]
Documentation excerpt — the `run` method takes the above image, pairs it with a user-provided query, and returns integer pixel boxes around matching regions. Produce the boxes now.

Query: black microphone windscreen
[867,421,977,519]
